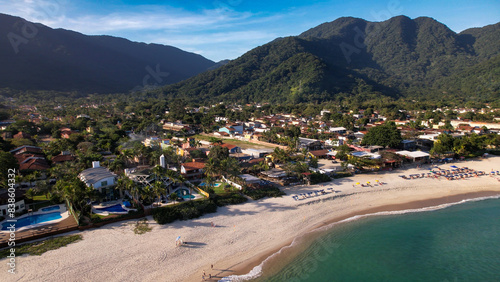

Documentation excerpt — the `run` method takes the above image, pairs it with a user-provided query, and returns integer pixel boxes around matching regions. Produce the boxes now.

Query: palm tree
[271,147,288,164]
[140,185,155,206]
[152,181,166,207]
[204,158,218,179]
[129,180,141,202]
[221,157,241,180]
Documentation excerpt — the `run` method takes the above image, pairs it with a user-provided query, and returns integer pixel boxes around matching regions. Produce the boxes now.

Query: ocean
[225,196,500,282]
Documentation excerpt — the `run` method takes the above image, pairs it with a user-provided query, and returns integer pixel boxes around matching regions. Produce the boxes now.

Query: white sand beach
[2,156,500,282]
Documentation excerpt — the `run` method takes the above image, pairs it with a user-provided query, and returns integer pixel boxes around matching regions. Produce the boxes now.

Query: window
[101,180,108,187]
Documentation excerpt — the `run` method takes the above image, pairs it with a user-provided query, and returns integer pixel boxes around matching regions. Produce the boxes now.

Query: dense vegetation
[151,16,499,105]
[0,13,216,93]
[0,235,82,257]
[151,195,247,225]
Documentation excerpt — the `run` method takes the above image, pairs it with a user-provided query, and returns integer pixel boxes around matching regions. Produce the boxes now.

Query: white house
[0,190,25,217]
[329,127,347,134]
[78,161,117,193]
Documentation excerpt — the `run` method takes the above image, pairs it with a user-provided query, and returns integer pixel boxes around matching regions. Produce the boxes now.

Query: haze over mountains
[0,13,216,93]
[0,13,499,103]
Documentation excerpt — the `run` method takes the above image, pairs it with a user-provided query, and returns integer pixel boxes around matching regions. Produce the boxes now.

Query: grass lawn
[32,195,50,201]
[0,235,82,257]
[212,183,239,195]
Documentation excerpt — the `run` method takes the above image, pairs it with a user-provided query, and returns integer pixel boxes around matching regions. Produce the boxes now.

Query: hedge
[152,199,219,225]
[242,187,285,200]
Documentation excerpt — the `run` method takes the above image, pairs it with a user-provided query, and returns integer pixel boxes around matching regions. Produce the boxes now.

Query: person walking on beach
[211,264,213,270]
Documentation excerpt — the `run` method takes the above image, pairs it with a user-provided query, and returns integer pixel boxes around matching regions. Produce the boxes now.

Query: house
[241,148,273,158]
[78,161,117,194]
[350,151,381,159]
[214,131,231,137]
[329,127,347,134]
[13,131,31,139]
[0,190,26,217]
[19,157,50,171]
[308,150,330,159]
[396,150,430,163]
[51,152,75,164]
[180,160,205,180]
[220,143,241,154]
[401,140,416,151]
[10,145,43,155]
[298,137,322,150]
[10,145,50,172]
[218,127,236,136]
[239,174,261,185]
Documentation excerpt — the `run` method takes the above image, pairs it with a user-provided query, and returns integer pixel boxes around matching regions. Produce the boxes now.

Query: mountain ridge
[157,15,499,104]
[0,13,216,93]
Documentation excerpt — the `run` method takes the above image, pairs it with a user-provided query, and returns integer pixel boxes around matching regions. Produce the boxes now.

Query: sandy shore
[2,156,500,282]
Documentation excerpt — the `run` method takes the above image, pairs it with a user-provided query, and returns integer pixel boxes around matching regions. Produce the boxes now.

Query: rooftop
[79,167,117,185]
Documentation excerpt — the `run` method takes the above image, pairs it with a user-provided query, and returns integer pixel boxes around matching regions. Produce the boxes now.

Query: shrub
[152,199,220,224]
[152,208,180,224]
[310,172,331,184]
[243,187,285,200]
[179,206,201,220]
[215,193,248,206]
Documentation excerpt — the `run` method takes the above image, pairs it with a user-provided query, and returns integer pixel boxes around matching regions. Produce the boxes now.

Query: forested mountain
[159,16,500,104]
[0,13,216,93]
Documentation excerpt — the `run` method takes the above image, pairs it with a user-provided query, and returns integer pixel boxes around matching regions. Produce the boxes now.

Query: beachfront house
[396,151,430,163]
[180,160,206,180]
[79,161,117,197]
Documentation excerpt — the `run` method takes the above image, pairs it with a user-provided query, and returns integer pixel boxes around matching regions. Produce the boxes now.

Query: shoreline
[216,190,500,281]
[2,156,499,282]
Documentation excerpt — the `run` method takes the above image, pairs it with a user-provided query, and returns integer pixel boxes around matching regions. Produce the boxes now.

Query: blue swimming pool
[41,205,60,212]
[95,204,127,213]
[199,182,221,187]
[1,212,62,230]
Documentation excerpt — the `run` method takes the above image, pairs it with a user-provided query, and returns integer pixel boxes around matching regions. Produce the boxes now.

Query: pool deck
[0,214,78,246]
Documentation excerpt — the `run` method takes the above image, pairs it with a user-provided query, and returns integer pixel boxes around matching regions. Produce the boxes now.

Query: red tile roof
[19,158,50,171]
[182,162,206,171]
[220,143,237,150]
[51,154,75,163]
[309,149,329,157]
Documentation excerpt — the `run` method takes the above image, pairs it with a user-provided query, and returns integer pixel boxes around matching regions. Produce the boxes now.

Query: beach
[2,156,500,282]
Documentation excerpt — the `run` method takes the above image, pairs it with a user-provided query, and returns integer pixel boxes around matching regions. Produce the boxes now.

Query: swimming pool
[94,204,128,213]
[199,182,221,187]
[41,205,60,212]
[1,212,62,230]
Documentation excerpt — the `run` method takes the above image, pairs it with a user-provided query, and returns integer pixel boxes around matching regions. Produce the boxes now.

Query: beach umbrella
[355,182,360,185]
[176,236,181,241]
[366,181,370,184]
[375,180,379,182]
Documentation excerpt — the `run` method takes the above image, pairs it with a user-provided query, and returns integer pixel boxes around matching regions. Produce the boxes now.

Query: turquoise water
[253,197,500,282]
[199,182,221,187]
[1,212,62,230]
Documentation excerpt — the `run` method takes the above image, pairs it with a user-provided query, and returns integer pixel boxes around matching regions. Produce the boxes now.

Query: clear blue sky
[1,0,499,61]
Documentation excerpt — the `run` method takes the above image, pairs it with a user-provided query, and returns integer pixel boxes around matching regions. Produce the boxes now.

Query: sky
[1,0,499,61]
